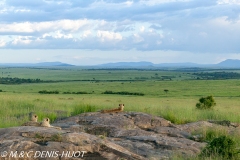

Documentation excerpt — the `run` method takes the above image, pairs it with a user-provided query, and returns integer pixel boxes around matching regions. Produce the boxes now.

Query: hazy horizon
[0,57,238,66]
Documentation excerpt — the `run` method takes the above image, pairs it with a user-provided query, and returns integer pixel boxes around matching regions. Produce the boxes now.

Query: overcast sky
[0,0,240,65]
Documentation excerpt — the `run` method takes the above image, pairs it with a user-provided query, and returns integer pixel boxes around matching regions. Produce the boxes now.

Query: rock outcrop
[1,111,239,159]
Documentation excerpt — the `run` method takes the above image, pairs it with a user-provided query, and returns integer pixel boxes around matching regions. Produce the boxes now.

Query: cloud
[0,0,239,54]
[0,0,217,22]
[217,0,240,4]
[97,30,122,42]
[2,16,240,53]
[0,39,6,47]
[0,19,91,35]
[6,0,46,7]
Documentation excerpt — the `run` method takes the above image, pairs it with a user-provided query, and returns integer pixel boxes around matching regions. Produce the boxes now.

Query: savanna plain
[1,66,240,159]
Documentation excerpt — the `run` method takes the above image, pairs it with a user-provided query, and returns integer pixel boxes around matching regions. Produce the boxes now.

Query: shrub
[102,90,144,96]
[164,89,169,94]
[192,128,228,143]
[63,92,71,94]
[200,135,239,159]
[38,90,59,94]
[196,95,216,109]
[63,91,90,94]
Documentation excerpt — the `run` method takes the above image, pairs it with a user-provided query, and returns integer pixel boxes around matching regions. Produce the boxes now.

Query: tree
[164,89,169,94]
[196,95,216,109]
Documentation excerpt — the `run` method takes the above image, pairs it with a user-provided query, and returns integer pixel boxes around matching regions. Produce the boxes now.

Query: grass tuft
[71,104,97,116]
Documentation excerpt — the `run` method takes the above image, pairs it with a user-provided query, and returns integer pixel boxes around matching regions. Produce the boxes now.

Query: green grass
[1,91,240,127]
[1,67,240,127]
[0,67,192,81]
[71,104,97,116]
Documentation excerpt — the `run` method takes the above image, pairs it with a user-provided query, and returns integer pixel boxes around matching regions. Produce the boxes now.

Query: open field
[1,67,240,128]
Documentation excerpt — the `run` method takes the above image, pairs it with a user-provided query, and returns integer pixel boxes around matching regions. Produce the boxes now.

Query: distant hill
[34,62,74,67]
[1,59,240,68]
[216,59,240,68]
[96,59,240,68]
[98,61,154,67]
[0,62,74,67]
[97,61,207,68]
[154,62,204,67]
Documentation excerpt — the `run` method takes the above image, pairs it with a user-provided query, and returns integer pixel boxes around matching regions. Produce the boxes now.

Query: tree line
[193,72,240,80]
[0,77,42,84]
[102,90,144,96]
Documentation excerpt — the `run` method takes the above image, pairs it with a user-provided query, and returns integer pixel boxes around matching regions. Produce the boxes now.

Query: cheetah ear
[123,104,124,106]
[119,104,120,106]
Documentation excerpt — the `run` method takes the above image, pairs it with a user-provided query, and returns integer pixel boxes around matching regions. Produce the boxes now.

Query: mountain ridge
[0,59,240,68]
[217,59,240,67]
[98,61,154,67]
[96,59,240,68]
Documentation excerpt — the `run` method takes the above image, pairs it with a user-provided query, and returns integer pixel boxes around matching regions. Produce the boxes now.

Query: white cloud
[139,0,191,6]
[42,33,51,39]
[133,34,144,43]
[0,19,91,34]
[12,36,32,45]
[97,31,123,42]
[217,0,240,4]
[14,9,31,13]
[0,0,239,55]
[140,26,145,32]
[54,31,73,39]
[81,30,92,38]
[0,39,6,47]
[125,1,134,6]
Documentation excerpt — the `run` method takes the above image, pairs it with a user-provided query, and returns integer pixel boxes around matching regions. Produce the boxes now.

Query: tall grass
[0,93,103,128]
[1,68,240,128]
[71,104,97,116]
[1,93,240,128]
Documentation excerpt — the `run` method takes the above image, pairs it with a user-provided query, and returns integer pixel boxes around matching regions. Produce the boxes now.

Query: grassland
[1,67,240,128]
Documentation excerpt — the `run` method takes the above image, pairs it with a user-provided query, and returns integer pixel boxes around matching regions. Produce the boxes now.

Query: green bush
[102,90,144,96]
[38,90,59,94]
[192,128,228,143]
[196,95,216,109]
[200,136,239,159]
